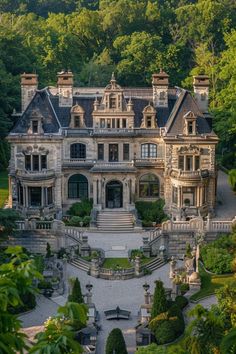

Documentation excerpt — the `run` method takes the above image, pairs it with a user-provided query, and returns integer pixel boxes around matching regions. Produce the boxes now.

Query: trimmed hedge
[105,328,128,354]
[135,200,168,226]
[175,295,189,309]
[155,320,176,344]
[68,199,93,217]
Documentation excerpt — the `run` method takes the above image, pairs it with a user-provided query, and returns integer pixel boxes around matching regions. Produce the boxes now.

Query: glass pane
[25,155,31,170]
[195,156,200,170]
[29,187,41,206]
[98,144,104,160]
[186,156,193,170]
[178,156,184,170]
[123,144,129,160]
[41,155,47,169]
[149,144,157,158]
[33,155,39,171]
[109,144,119,161]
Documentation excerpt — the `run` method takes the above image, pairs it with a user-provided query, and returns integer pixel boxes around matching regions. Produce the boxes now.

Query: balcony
[170,168,210,180]
[63,159,94,168]
[90,161,136,173]
[93,128,135,136]
[16,169,55,181]
[134,158,164,168]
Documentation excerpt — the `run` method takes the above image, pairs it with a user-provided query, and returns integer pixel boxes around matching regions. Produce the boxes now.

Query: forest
[0,0,236,170]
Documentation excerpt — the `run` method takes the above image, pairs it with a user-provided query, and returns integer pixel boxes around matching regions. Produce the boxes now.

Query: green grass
[0,170,8,208]
[190,264,235,301]
[102,258,132,269]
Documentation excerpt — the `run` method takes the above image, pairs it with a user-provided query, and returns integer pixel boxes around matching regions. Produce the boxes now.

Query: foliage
[155,320,176,344]
[220,328,236,354]
[30,302,87,353]
[102,258,131,270]
[105,328,128,354]
[0,246,42,353]
[135,344,167,353]
[68,277,83,304]
[175,295,188,310]
[183,304,224,354]
[151,280,168,319]
[216,282,236,328]
[228,169,236,191]
[57,247,68,259]
[185,243,192,258]
[0,170,9,208]
[0,208,21,241]
[33,254,44,273]
[38,280,52,289]
[68,199,93,218]
[180,283,189,295]
[201,233,236,274]
[135,200,168,226]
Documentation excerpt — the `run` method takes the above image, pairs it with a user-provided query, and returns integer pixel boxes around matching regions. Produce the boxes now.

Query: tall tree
[106,328,128,354]
[151,280,168,319]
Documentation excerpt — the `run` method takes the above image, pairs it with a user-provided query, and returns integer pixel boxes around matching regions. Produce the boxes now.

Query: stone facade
[7,70,218,221]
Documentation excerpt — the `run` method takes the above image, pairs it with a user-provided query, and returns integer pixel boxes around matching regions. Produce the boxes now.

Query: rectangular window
[74,116,80,128]
[186,156,193,170]
[32,155,39,171]
[141,144,157,158]
[182,187,195,206]
[188,122,193,134]
[41,155,47,170]
[112,119,115,128]
[110,97,116,108]
[172,186,178,204]
[149,144,157,158]
[109,144,119,162]
[47,187,53,205]
[123,144,129,161]
[29,187,41,206]
[107,119,111,129]
[18,184,23,205]
[178,155,184,170]
[32,120,38,133]
[117,119,120,128]
[195,155,200,170]
[122,119,127,128]
[141,144,149,158]
[100,119,105,128]
[25,155,31,170]
[146,116,152,128]
[97,144,104,160]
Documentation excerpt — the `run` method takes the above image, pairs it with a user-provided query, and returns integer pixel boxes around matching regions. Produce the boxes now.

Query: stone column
[169,256,176,279]
[134,256,142,277]
[142,236,151,257]
[90,258,99,278]
[80,235,91,257]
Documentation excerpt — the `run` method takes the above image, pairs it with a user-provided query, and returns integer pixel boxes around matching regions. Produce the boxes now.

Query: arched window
[139,174,159,198]
[68,174,88,199]
[70,143,86,159]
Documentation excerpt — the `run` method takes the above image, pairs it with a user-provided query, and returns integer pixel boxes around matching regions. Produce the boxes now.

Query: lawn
[0,169,8,208]
[190,264,235,301]
[102,258,132,269]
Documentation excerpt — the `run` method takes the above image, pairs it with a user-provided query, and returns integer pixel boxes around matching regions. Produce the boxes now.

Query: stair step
[96,210,135,231]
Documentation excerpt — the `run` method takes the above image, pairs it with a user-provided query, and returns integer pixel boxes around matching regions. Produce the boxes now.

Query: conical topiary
[105,328,128,354]
[68,277,83,303]
[151,280,168,319]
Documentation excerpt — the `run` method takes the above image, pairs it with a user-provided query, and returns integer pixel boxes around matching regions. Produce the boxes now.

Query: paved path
[215,170,236,220]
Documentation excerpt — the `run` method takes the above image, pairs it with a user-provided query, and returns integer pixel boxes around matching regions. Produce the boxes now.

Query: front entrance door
[106,180,123,208]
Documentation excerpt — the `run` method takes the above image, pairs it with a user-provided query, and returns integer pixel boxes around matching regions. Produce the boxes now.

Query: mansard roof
[10,84,214,135]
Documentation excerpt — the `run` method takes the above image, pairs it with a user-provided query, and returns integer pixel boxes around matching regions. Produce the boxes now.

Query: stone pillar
[142,236,151,257]
[169,256,176,279]
[86,292,93,305]
[62,255,68,294]
[90,258,99,278]
[134,256,142,277]
[80,235,91,257]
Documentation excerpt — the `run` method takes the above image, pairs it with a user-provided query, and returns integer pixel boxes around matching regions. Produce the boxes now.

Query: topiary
[175,295,189,310]
[68,277,83,304]
[46,242,52,258]
[167,304,185,336]
[180,283,189,295]
[151,280,168,319]
[105,328,128,354]
[154,320,176,344]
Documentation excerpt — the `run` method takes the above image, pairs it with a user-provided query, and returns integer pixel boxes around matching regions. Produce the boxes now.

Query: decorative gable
[70,104,86,128]
[140,104,157,129]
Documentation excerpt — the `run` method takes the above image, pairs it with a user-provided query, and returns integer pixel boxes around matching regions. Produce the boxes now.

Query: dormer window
[32,120,38,134]
[141,105,157,129]
[184,111,197,135]
[146,116,152,128]
[70,105,85,128]
[110,95,116,109]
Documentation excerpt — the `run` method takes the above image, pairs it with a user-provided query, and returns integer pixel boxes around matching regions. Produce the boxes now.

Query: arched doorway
[106,180,123,208]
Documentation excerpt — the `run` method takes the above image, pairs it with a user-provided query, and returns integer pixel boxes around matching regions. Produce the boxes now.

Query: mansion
[7,70,218,221]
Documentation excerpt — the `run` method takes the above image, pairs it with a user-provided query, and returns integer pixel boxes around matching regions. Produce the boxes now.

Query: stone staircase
[70,257,90,272]
[143,257,166,272]
[96,210,135,231]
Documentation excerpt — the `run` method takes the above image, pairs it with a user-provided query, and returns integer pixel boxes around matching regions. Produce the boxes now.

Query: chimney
[57,70,73,107]
[152,69,169,108]
[193,75,209,113]
[21,73,38,112]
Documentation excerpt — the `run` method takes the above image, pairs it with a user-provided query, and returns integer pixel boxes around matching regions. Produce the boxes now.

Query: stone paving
[215,170,236,220]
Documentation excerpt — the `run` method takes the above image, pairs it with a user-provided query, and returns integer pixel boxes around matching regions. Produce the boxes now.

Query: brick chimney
[21,73,38,112]
[57,70,73,107]
[193,75,210,113]
[152,69,169,108]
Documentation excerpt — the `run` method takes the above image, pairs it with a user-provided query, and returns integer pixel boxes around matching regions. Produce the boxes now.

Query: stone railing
[64,226,83,245]
[99,266,135,280]
[134,158,164,167]
[15,219,64,231]
[16,169,55,178]
[170,169,210,179]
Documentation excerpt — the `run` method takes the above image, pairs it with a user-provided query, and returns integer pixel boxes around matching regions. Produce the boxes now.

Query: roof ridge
[45,89,62,128]
[165,89,186,132]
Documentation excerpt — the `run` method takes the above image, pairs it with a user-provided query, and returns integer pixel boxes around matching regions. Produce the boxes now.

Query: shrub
[151,280,168,319]
[175,295,189,309]
[167,304,185,336]
[154,320,176,344]
[57,247,67,259]
[83,215,91,226]
[228,169,236,191]
[201,247,233,274]
[46,242,52,258]
[38,280,52,289]
[180,283,189,295]
[9,291,36,314]
[135,200,168,225]
[68,277,83,304]
[105,328,128,354]
[185,243,192,258]
[68,216,83,226]
[68,198,93,217]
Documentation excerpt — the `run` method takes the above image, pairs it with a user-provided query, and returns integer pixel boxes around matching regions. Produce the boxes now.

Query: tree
[0,208,21,241]
[0,246,42,354]
[228,169,236,191]
[105,328,128,354]
[151,280,168,319]
[30,302,87,353]
[183,304,224,354]
[68,277,83,304]
[46,242,52,258]
[220,328,236,354]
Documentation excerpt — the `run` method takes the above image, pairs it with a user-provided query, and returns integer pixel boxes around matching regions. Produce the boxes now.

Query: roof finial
[160,68,163,73]
[111,72,116,81]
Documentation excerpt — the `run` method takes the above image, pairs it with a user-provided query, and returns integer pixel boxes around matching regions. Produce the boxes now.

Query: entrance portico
[106,180,123,208]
